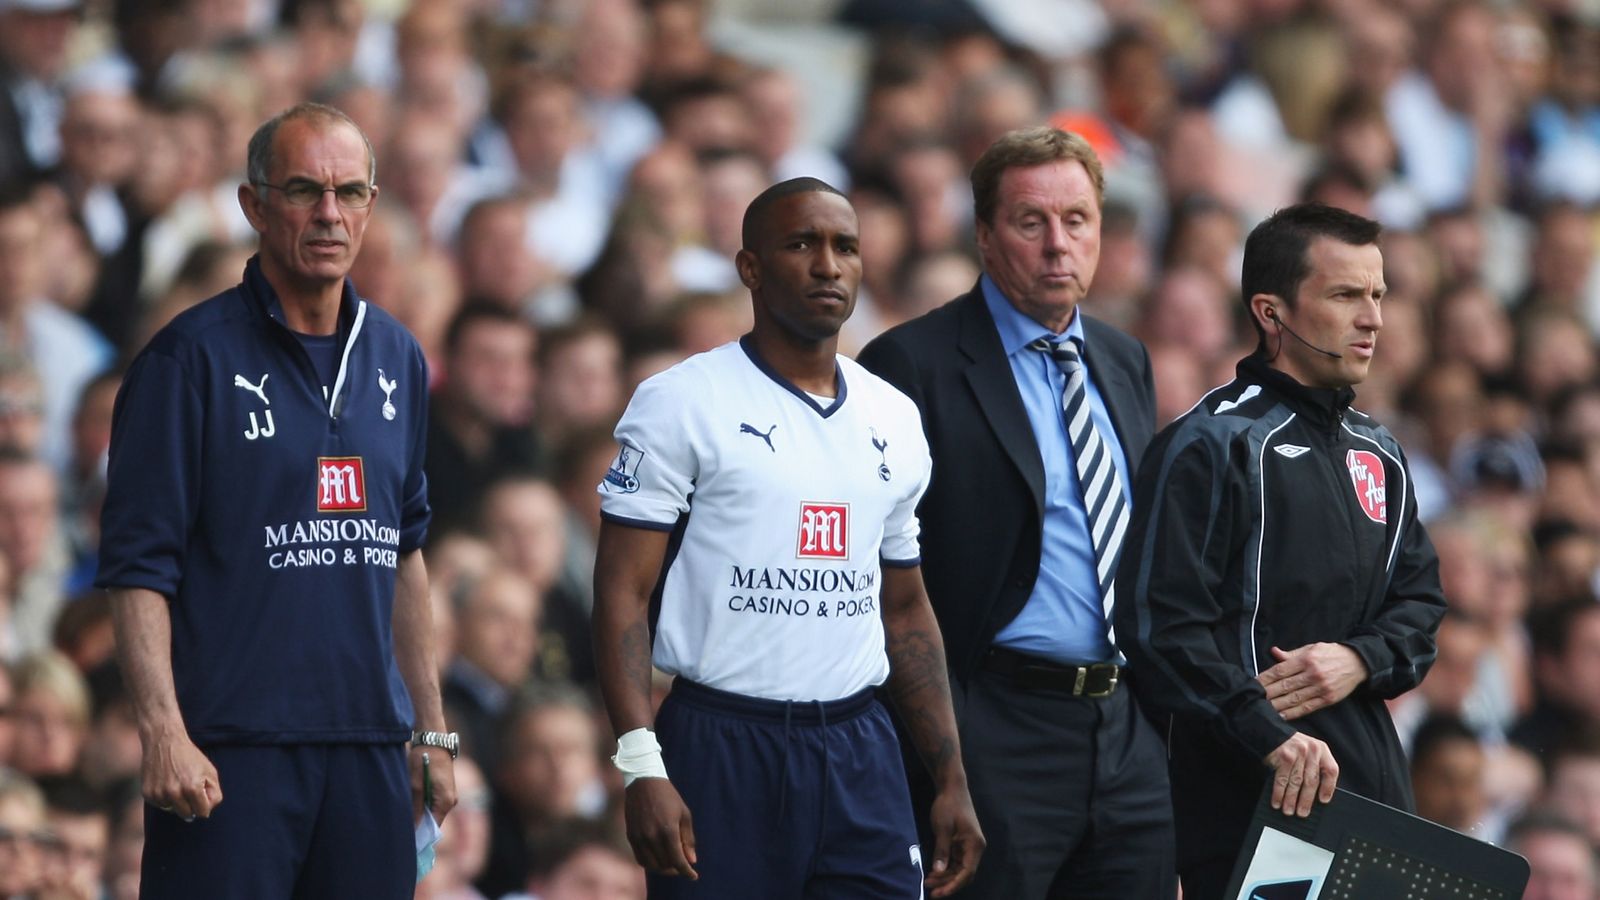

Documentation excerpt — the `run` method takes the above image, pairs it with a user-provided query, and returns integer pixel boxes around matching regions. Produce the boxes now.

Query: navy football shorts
[140,743,412,899]
[648,679,925,899]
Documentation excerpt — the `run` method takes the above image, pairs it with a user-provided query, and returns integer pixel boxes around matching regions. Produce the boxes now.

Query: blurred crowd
[0,0,1597,896]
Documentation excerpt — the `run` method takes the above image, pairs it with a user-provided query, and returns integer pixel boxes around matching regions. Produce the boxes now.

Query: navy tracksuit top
[97,256,432,744]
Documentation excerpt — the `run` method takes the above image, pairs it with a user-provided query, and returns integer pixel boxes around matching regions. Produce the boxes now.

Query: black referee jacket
[1114,353,1446,868]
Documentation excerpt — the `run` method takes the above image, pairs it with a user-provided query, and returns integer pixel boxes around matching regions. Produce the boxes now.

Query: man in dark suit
[0,0,83,184]
[858,126,1175,898]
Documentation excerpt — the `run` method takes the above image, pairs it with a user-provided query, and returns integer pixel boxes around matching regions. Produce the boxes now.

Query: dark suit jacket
[0,69,39,186]
[856,283,1156,683]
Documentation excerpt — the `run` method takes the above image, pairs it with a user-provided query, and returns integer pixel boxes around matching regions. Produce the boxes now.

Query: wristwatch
[411,730,460,759]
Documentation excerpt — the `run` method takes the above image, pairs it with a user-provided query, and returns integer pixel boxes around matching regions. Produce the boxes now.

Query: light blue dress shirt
[984,275,1130,664]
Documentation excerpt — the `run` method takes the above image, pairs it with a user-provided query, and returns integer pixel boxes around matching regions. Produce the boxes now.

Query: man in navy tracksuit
[96,103,458,898]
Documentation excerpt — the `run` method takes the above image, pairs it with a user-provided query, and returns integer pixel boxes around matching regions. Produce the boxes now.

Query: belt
[981,647,1120,697]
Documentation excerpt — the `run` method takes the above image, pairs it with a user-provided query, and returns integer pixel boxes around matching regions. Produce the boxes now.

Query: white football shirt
[599,337,931,702]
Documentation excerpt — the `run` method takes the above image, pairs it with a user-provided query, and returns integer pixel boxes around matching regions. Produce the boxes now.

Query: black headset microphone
[1265,307,1343,359]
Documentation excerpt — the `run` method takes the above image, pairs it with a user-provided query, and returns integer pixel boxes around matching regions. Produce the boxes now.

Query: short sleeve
[879,401,931,566]
[598,370,699,531]
[96,349,204,597]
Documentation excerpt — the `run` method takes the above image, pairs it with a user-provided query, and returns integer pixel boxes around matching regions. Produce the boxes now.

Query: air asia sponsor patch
[1345,449,1387,524]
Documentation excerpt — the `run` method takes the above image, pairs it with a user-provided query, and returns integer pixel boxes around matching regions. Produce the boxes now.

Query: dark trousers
[1178,855,1237,900]
[956,666,1177,899]
[141,743,412,900]
[649,679,924,900]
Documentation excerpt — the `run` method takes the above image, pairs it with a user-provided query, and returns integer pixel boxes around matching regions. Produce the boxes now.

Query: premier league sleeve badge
[603,441,645,493]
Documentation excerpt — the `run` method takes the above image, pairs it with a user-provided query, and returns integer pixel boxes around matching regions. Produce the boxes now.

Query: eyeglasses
[0,396,43,418]
[255,179,375,209]
[0,826,51,848]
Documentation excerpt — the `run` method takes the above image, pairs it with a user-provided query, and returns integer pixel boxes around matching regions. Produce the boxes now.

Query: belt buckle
[1084,664,1119,698]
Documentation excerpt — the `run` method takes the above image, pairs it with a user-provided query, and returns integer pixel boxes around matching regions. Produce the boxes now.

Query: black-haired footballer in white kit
[602,339,930,701]
[593,178,984,899]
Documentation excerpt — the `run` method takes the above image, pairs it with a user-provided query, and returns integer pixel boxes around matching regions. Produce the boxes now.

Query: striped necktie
[1030,336,1128,642]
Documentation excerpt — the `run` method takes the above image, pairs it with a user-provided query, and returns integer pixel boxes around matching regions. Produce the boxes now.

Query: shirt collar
[240,253,361,337]
[980,273,1085,358]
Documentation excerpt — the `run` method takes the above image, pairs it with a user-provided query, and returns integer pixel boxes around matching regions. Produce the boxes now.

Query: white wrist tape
[613,727,669,787]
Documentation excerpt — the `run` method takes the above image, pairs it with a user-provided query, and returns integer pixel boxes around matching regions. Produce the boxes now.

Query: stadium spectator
[0,0,83,181]
[393,1,482,149]
[1134,265,1235,367]
[741,66,848,189]
[482,685,609,898]
[479,476,592,686]
[0,354,46,458]
[102,778,142,900]
[568,0,658,199]
[443,567,542,773]
[698,148,769,278]
[0,451,68,659]
[455,194,552,318]
[1543,730,1600,849]
[1434,281,1517,380]
[10,651,88,779]
[518,822,645,900]
[1508,811,1600,900]
[495,71,609,282]
[1410,714,1490,836]
[426,304,543,534]
[384,111,476,247]
[1524,201,1600,328]
[0,767,48,898]
[39,776,111,900]
[534,319,624,450]
[1518,598,1600,756]
[77,665,140,792]
[0,187,113,471]
[53,78,141,260]
[887,137,968,257]
[1531,519,1600,607]
[1387,1,1511,211]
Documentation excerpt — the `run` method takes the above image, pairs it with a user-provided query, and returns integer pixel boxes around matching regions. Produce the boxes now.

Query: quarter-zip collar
[236,254,368,419]
[1238,352,1355,437]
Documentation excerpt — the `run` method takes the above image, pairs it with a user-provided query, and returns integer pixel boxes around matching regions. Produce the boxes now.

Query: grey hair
[245,102,376,187]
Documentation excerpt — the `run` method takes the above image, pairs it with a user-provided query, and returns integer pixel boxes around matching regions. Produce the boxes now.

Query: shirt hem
[600,511,678,532]
[188,727,412,745]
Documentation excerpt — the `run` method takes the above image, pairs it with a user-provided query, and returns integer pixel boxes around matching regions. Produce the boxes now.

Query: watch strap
[411,730,460,759]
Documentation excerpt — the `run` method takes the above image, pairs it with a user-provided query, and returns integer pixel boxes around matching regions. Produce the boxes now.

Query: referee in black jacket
[1115,203,1446,900]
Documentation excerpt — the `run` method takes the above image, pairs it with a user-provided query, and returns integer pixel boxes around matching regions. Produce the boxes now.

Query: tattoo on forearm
[886,624,958,777]
[887,626,944,696]
[620,619,652,696]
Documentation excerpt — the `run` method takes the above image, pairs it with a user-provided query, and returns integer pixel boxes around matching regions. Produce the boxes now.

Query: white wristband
[613,727,669,787]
